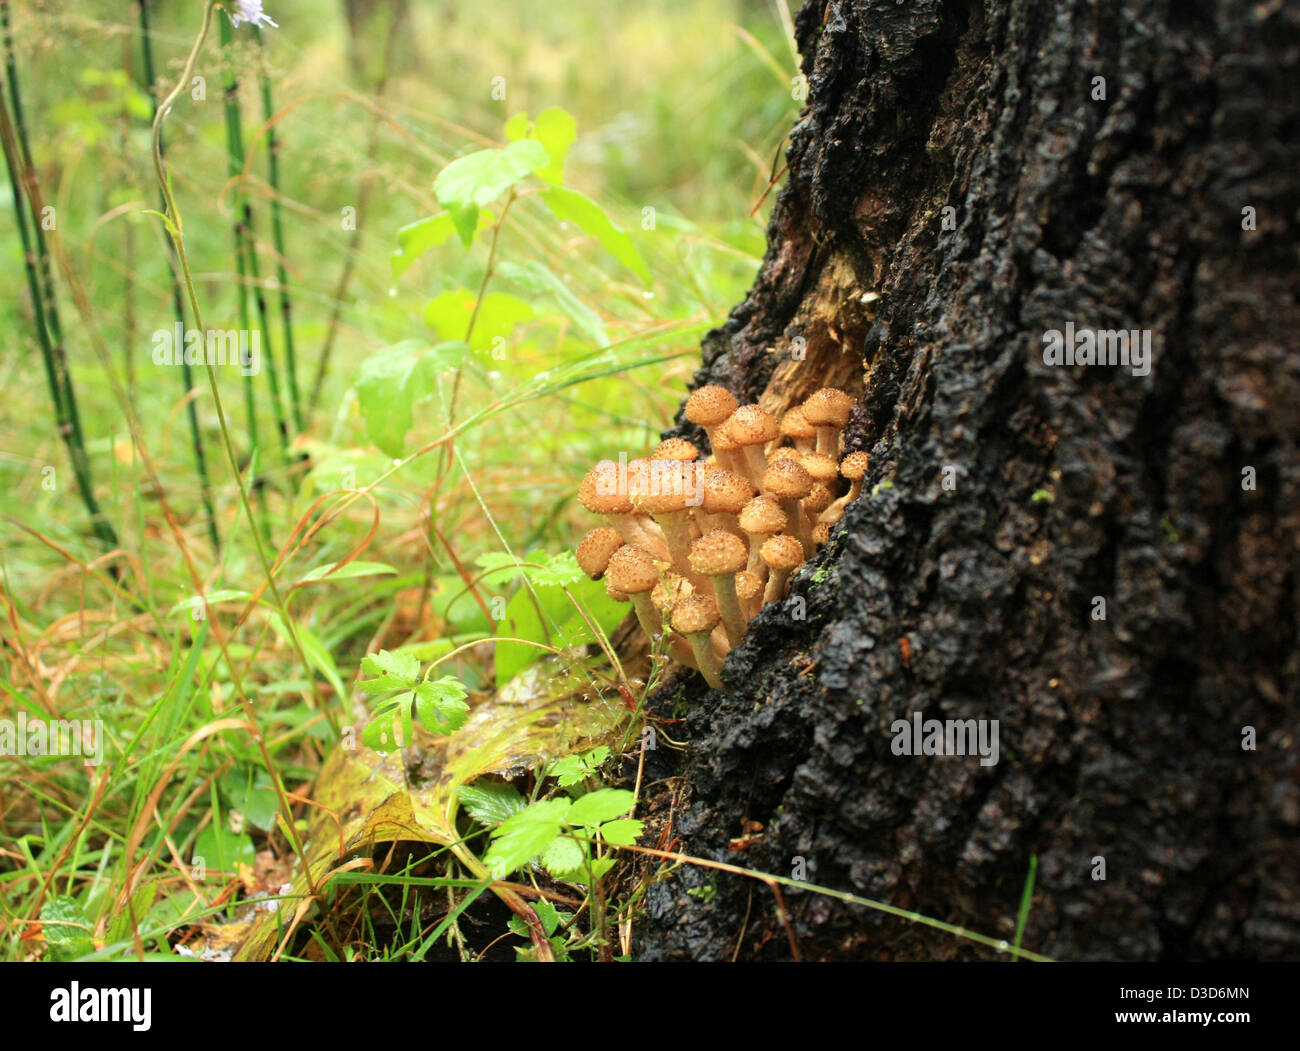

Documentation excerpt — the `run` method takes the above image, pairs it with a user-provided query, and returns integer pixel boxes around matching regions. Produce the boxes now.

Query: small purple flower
[230,1,278,29]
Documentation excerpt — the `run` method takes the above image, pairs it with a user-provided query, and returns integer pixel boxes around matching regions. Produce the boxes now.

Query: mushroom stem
[656,511,696,576]
[764,566,794,604]
[778,497,814,558]
[607,513,668,560]
[708,574,748,649]
[821,477,864,524]
[740,445,769,487]
[682,631,723,689]
[814,425,841,457]
[628,593,662,641]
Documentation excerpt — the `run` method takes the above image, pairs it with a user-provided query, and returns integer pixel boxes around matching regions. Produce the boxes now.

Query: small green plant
[359,650,470,749]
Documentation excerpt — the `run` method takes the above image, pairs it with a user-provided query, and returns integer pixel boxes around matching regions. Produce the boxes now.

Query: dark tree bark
[638,0,1300,961]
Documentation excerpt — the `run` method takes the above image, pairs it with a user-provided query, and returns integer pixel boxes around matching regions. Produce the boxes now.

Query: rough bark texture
[638,0,1300,961]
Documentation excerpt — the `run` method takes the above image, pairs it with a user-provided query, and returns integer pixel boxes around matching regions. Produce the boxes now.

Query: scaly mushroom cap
[738,495,787,536]
[579,460,633,515]
[728,405,781,448]
[632,460,691,516]
[651,573,694,613]
[689,529,748,577]
[801,451,839,485]
[805,483,834,516]
[760,533,805,572]
[605,579,630,602]
[840,450,870,480]
[576,527,624,579]
[802,388,853,428]
[735,570,762,606]
[780,406,816,445]
[701,469,754,515]
[711,421,740,456]
[671,593,722,636]
[684,385,739,428]
[606,544,659,595]
[769,447,802,465]
[651,437,699,462]
[811,521,832,546]
[762,458,814,501]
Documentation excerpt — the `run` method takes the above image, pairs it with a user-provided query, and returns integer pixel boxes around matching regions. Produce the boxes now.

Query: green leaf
[359,649,420,693]
[434,140,549,234]
[542,834,587,877]
[458,781,527,827]
[297,560,398,584]
[546,746,609,788]
[423,290,534,352]
[222,770,279,832]
[475,550,583,588]
[194,820,256,875]
[566,788,636,828]
[496,260,608,347]
[598,818,644,847]
[531,107,578,184]
[40,897,94,961]
[485,797,571,879]
[355,340,467,457]
[412,677,471,735]
[543,186,650,284]
[269,614,344,700]
[391,213,457,280]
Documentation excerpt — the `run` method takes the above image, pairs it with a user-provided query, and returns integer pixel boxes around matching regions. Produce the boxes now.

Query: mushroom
[821,450,869,525]
[651,437,699,462]
[632,460,699,578]
[684,385,739,459]
[803,482,834,524]
[761,458,815,558]
[778,405,816,454]
[699,468,754,538]
[576,527,624,580]
[735,569,763,621]
[802,388,853,456]
[769,447,803,465]
[579,460,668,559]
[811,520,832,547]
[671,594,726,690]
[688,529,749,649]
[727,405,781,485]
[800,451,839,487]
[651,572,694,617]
[708,420,747,478]
[737,495,787,575]
[605,544,663,641]
[760,533,805,604]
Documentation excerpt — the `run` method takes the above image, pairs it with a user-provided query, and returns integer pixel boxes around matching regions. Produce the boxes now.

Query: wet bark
[639,0,1300,961]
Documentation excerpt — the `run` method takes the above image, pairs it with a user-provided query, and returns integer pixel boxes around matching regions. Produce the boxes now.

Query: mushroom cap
[605,579,630,602]
[735,570,762,605]
[769,447,802,465]
[801,451,839,484]
[685,385,739,428]
[576,527,624,579]
[606,544,660,594]
[727,405,780,447]
[689,529,748,576]
[651,573,694,612]
[738,495,787,535]
[762,458,814,500]
[780,405,817,442]
[804,482,834,515]
[760,533,805,571]
[711,420,740,453]
[671,593,722,636]
[811,521,832,546]
[632,460,692,515]
[579,460,633,514]
[802,387,853,428]
[840,450,870,479]
[701,469,755,515]
[651,437,699,461]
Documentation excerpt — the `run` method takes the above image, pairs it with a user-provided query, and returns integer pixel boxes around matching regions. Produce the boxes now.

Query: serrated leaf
[496,260,608,347]
[458,782,527,827]
[598,818,644,846]
[485,797,571,879]
[40,897,94,961]
[359,649,420,693]
[543,186,650,284]
[413,677,471,735]
[434,139,548,213]
[542,834,587,877]
[566,788,636,828]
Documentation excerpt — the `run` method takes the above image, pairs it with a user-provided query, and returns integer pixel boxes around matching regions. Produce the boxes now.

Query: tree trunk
[638,0,1300,961]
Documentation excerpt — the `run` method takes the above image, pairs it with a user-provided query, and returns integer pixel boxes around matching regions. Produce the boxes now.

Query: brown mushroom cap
[606,544,660,595]
[701,469,755,515]
[688,529,748,576]
[685,385,739,428]
[711,421,740,454]
[769,447,802,465]
[760,533,806,571]
[780,406,816,443]
[839,450,870,479]
[728,405,781,447]
[738,495,787,536]
[576,527,624,579]
[735,570,763,605]
[651,437,699,462]
[632,460,691,515]
[671,593,722,636]
[801,451,839,485]
[811,521,832,546]
[761,458,814,500]
[802,388,853,428]
[651,573,694,613]
[579,460,633,515]
[804,483,834,516]
[604,580,630,602]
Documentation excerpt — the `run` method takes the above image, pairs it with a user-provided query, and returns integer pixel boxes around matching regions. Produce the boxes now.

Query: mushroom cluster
[575,386,868,690]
